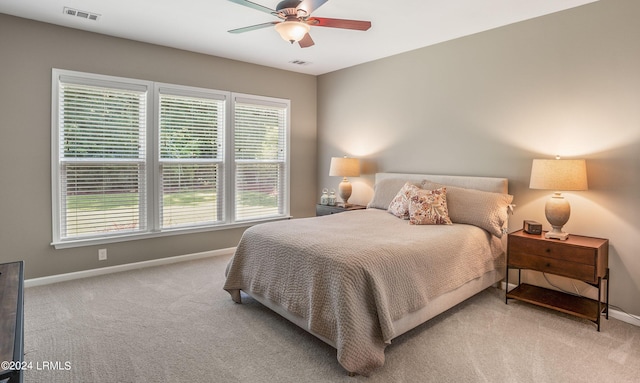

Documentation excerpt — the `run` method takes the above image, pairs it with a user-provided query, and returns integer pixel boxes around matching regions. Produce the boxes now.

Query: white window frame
[52,69,290,249]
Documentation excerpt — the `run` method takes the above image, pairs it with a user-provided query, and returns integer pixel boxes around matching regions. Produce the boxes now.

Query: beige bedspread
[224,209,504,375]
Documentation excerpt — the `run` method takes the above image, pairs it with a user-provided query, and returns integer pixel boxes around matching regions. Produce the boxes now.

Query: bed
[224,172,513,376]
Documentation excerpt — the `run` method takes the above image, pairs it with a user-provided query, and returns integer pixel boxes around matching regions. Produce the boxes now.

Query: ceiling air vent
[289,60,310,66]
[63,7,100,21]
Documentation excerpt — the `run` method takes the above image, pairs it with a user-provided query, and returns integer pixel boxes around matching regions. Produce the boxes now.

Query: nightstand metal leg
[505,265,509,304]
[605,268,610,320]
[504,267,523,304]
[597,276,602,332]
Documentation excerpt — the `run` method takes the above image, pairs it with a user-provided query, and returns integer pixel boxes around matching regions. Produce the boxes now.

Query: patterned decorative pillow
[369,178,423,210]
[387,182,421,219]
[408,187,453,225]
[422,180,513,237]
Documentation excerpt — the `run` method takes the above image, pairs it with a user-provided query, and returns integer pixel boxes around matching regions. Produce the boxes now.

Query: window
[52,70,290,248]
[52,73,151,241]
[158,87,226,229]
[234,96,289,222]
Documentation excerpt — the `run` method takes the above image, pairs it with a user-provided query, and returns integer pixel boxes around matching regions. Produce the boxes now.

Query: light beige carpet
[23,254,640,382]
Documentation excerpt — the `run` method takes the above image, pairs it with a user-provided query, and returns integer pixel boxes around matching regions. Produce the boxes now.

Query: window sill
[51,216,292,249]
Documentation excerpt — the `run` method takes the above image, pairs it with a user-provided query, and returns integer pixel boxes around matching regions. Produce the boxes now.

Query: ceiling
[1,0,598,76]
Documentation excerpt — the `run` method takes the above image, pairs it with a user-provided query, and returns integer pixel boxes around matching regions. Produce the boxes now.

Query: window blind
[57,81,147,239]
[234,99,288,221]
[158,92,225,228]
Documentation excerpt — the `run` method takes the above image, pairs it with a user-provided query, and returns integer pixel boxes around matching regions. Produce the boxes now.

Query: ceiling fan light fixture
[275,21,310,43]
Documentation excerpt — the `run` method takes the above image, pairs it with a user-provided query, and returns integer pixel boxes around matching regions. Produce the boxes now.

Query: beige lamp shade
[529,158,587,240]
[329,157,360,206]
[329,157,361,177]
[529,159,588,191]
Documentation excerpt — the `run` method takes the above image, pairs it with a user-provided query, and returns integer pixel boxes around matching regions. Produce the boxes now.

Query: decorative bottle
[320,188,329,205]
[328,189,337,206]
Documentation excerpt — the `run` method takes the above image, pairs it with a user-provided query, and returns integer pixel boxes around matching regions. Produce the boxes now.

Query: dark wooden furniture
[506,230,609,331]
[316,204,366,216]
[1,261,25,383]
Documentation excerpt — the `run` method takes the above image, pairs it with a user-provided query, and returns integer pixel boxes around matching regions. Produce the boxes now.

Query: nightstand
[505,229,609,331]
[316,204,366,216]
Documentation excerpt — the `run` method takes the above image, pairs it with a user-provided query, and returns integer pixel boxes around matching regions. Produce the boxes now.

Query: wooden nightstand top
[509,229,608,249]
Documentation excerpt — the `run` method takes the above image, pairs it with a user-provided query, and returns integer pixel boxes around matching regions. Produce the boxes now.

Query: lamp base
[545,230,570,240]
[338,177,352,206]
[544,192,571,241]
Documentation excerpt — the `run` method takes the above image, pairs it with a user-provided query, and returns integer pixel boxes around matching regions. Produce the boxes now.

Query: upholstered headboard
[374,173,508,194]
[371,172,512,238]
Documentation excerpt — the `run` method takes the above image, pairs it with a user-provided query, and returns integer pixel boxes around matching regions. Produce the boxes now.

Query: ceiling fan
[227,0,372,48]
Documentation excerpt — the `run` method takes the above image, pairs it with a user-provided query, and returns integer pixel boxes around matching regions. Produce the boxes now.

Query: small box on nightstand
[523,220,542,235]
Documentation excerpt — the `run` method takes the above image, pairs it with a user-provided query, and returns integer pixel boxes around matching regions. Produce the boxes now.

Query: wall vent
[63,7,100,21]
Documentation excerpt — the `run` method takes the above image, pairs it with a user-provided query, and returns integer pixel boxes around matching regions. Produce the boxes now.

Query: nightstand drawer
[508,251,596,282]
[509,235,597,265]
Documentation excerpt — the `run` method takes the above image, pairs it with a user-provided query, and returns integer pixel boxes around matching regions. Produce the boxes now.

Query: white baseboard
[608,309,640,327]
[499,281,639,328]
[25,247,236,288]
[500,281,518,292]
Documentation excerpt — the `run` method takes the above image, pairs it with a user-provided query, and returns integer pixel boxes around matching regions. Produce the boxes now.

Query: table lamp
[329,156,360,207]
[529,157,588,240]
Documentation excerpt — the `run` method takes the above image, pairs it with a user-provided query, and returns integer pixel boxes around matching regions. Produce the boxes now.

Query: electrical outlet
[98,248,107,261]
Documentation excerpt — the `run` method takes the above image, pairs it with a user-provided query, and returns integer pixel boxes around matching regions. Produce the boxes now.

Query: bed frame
[244,172,509,348]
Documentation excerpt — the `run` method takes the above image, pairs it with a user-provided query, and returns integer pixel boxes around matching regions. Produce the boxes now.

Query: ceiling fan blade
[227,0,276,15]
[297,0,329,15]
[228,21,279,34]
[298,33,315,48]
[308,17,371,31]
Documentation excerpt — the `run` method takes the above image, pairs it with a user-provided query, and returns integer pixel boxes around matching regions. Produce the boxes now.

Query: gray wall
[0,14,317,279]
[318,0,640,316]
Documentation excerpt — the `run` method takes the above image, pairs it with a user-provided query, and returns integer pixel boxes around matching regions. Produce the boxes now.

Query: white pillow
[422,180,513,237]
